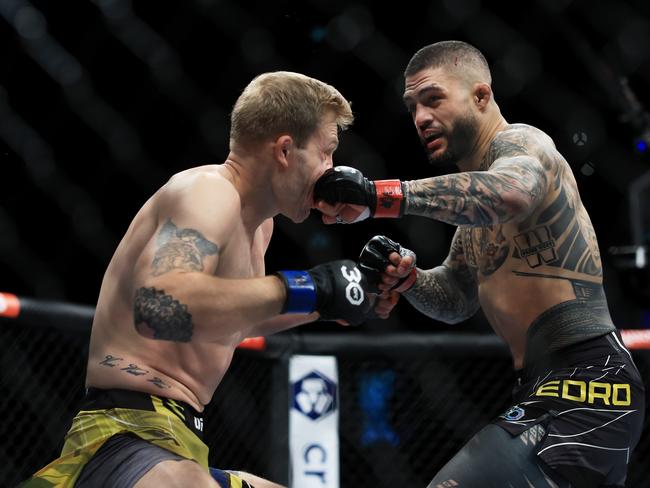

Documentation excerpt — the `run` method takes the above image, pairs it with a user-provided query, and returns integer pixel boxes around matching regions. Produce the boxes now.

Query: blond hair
[230,71,353,149]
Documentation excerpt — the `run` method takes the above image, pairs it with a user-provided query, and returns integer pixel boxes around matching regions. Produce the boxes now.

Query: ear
[473,83,492,111]
[273,135,293,169]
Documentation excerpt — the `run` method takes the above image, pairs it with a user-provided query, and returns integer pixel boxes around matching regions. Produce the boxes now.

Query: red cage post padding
[2,291,650,351]
[621,329,650,350]
[0,293,20,318]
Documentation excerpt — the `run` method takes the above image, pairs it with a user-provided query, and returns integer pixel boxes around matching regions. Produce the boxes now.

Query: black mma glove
[358,235,417,293]
[314,166,405,219]
[276,259,374,324]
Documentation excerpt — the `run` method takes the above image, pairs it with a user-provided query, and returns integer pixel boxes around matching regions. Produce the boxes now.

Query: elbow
[444,307,477,325]
[443,316,466,325]
[442,297,480,325]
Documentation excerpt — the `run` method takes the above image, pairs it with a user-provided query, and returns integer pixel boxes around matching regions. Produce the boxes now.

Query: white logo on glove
[335,207,371,224]
[341,265,364,305]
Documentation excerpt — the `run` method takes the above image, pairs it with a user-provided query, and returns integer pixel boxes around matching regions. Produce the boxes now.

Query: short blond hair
[230,71,353,149]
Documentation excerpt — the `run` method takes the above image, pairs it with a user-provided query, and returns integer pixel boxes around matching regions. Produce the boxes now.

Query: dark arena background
[1,1,650,487]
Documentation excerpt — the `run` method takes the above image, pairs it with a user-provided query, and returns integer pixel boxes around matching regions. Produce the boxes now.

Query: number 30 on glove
[276,259,374,325]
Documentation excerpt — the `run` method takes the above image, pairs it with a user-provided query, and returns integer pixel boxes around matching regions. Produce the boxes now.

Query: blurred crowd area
[1,0,650,332]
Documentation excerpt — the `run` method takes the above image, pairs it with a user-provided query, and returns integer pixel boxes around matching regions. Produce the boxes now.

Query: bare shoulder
[485,124,558,171]
[154,165,242,245]
[165,165,239,197]
[161,165,240,214]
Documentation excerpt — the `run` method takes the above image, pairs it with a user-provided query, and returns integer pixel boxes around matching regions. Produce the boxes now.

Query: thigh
[75,433,214,488]
[75,434,188,488]
[135,459,219,488]
[427,424,571,488]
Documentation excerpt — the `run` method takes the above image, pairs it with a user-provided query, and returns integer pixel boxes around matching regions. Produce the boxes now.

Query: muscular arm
[403,130,549,227]
[403,228,480,324]
[133,175,289,343]
[138,272,287,342]
[243,218,319,337]
[248,313,319,337]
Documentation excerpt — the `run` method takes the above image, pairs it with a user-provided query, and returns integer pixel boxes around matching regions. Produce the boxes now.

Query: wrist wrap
[277,271,317,313]
[373,180,404,218]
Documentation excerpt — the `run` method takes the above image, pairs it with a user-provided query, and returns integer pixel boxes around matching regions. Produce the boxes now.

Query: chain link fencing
[2,320,648,487]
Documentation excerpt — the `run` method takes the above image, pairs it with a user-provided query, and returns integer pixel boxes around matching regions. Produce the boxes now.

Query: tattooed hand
[358,235,417,297]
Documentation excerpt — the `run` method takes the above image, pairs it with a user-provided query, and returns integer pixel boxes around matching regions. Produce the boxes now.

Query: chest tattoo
[463,225,510,276]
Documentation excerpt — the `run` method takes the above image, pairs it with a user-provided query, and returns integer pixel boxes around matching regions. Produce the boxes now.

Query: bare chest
[216,227,266,278]
[461,224,512,278]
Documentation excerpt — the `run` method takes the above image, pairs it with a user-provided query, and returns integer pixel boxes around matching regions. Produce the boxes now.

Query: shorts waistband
[524,299,615,368]
[82,387,205,439]
[520,330,630,381]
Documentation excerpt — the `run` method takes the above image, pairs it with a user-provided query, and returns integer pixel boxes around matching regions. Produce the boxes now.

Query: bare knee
[135,459,219,488]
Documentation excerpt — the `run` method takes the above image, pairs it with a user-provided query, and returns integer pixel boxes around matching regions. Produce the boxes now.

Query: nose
[414,104,434,133]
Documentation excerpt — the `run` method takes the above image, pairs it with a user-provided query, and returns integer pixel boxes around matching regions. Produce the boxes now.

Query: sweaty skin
[87,166,276,411]
[86,114,348,411]
[320,67,611,370]
[401,123,609,369]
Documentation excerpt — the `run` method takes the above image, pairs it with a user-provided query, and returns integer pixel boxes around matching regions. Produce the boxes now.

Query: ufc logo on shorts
[340,265,364,305]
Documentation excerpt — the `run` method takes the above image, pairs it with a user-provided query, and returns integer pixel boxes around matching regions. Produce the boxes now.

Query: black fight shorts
[494,331,645,487]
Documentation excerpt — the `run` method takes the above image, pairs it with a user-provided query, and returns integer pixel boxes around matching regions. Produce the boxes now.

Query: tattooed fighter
[314,41,645,488]
[22,72,392,488]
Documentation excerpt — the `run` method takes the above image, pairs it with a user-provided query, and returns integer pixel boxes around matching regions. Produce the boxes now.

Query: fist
[308,259,375,325]
[372,289,400,320]
[359,235,417,293]
[313,166,375,207]
[314,166,405,222]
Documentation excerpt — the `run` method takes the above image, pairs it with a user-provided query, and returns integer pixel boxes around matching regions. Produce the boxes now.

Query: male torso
[86,165,271,411]
[460,124,612,368]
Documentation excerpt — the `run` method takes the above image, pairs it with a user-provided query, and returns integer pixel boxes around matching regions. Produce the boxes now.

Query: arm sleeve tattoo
[404,131,549,227]
[403,229,480,324]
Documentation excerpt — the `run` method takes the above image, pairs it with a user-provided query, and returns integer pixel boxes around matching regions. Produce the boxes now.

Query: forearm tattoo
[402,125,608,329]
[133,287,193,342]
[404,227,479,324]
[404,266,479,324]
[99,355,172,389]
[152,218,219,276]
[404,129,549,227]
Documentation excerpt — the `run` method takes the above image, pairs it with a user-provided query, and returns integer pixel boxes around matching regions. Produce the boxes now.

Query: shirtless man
[314,41,645,487]
[22,71,391,488]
